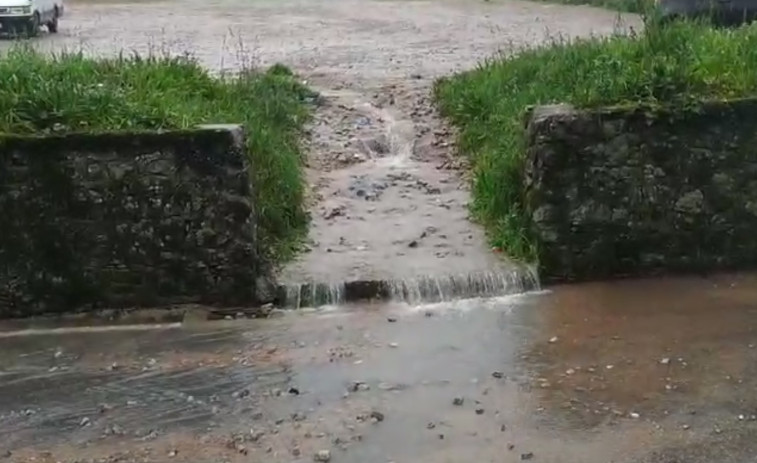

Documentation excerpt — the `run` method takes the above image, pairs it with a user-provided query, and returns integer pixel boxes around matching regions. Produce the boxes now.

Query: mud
[2,273,757,462]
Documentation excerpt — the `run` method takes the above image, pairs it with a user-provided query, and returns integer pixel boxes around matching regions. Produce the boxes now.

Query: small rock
[427,422,436,429]
[314,449,331,462]
[370,411,385,422]
[438,433,445,440]
[408,240,419,248]
[388,342,399,348]
[80,417,91,427]
[521,452,534,460]
[288,387,301,395]
[475,408,485,415]
[168,450,178,457]
[453,397,464,406]
[232,389,250,399]
[350,381,370,392]
[549,337,558,344]
[508,444,515,451]
[629,412,641,419]
[292,447,301,457]
[387,317,398,323]
[606,365,614,370]
[565,369,576,376]
[682,424,691,430]
[660,358,671,365]
[492,371,504,379]
[501,424,507,432]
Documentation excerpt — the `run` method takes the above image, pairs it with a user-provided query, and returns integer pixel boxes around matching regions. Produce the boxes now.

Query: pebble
[388,342,399,348]
[492,371,504,379]
[660,358,671,365]
[387,317,398,323]
[508,444,515,451]
[549,337,558,344]
[629,412,641,419]
[370,411,385,422]
[314,450,332,462]
[80,417,91,427]
[168,450,178,457]
[351,381,370,392]
[453,397,464,406]
[288,387,301,395]
[521,452,534,460]
[427,422,436,429]
[475,408,485,415]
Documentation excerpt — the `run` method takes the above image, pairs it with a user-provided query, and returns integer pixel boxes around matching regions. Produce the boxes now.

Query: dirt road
[2,273,757,462]
[1,0,638,292]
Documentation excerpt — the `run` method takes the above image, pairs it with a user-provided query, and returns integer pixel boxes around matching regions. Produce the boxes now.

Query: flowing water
[2,273,757,462]
[280,267,541,308]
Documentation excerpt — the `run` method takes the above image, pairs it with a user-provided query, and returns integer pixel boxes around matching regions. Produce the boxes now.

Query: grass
[434,20,757,262]
[535,0,645,12]
[0,47,314,264]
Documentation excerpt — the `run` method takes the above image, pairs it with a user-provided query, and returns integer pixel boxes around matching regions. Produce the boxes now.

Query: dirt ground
[2,273,757,463]
[0,0,638,289]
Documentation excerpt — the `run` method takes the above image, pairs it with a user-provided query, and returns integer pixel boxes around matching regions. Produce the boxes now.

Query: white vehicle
[0,0,63,36]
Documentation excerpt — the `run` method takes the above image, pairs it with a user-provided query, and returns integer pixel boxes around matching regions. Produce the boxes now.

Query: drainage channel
[278,266,540,309]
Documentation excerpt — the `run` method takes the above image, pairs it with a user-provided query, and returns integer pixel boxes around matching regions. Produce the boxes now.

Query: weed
[434,21,757,262]
[533,0,650,13]
[0,47,314,264]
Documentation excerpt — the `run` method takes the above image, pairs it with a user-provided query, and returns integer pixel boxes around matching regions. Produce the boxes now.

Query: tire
[48,14,58,34]
[25,12,39,37]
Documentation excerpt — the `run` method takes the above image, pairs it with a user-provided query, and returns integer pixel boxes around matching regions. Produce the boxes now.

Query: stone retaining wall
[524,99,757,282]
[0,125,259,317]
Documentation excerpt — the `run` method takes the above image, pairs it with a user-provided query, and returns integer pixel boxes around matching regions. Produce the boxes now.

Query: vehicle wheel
[25,12,40,37]
[48,14,58,33]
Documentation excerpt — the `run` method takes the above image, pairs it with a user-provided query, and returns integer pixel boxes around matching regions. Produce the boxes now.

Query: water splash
[279,266,539,309]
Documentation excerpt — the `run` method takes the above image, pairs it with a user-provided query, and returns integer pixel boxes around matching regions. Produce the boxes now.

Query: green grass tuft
[532,0,650,12]
[0,47,314,264]
[434,21,757,263]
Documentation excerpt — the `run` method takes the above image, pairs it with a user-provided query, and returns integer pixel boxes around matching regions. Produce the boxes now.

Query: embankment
[0,125,261,317]
[525,99,757,281]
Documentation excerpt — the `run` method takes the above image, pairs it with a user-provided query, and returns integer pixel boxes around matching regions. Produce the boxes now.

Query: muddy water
[2,273,756,462]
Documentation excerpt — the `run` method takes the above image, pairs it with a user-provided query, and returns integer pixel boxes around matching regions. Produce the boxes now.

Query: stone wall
[524,99,757,282]
[0,125,258,317]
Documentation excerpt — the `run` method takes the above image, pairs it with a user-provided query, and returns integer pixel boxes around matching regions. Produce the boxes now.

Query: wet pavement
[2,273,757,462]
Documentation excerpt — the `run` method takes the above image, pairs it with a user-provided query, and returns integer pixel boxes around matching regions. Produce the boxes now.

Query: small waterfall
[279,282,347,309]
[387,268,539,305]
[278,266,539,309]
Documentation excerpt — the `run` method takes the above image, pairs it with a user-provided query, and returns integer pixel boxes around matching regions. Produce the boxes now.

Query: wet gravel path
[0,0,639,288]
